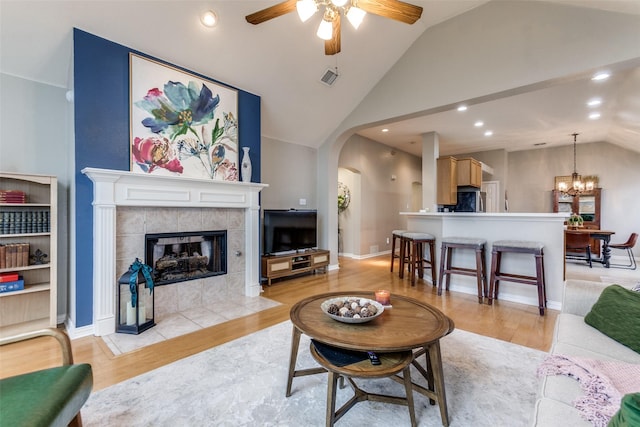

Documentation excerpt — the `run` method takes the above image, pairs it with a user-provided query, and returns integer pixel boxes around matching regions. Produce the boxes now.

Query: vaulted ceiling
[1,1,639,155]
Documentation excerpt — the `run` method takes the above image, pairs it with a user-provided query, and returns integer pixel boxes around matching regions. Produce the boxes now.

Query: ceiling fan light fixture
[317,17,334,40]
[346,6,366,29]
[296,0,317,22]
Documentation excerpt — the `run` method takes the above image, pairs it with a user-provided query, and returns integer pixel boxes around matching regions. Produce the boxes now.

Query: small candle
[126,301,136,325]
[375,290,391,306]
[138,304,146,324]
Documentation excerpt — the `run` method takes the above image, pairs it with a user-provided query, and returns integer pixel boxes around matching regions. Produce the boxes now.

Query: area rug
[82,321,545,426]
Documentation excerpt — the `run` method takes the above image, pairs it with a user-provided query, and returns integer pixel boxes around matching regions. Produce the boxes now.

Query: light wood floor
[1,255,562,391]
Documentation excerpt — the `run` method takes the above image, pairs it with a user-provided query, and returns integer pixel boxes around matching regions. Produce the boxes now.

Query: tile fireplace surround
[83,168,267,336]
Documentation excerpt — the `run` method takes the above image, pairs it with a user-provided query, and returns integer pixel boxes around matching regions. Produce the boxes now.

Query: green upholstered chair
[0,328,93,427]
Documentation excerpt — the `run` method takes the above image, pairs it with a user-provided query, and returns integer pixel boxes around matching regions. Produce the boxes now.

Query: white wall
[338,168,359,256]
[260,136,317,210]
[0,73,72,320]
[339,135,421,256]
[506,142,640,242]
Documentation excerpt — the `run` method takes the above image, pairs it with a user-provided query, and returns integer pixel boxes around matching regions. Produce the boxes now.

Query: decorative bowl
[320,296,384,324]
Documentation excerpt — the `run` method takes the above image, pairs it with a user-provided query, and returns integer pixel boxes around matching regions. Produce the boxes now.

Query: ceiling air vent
[320,68,339,86]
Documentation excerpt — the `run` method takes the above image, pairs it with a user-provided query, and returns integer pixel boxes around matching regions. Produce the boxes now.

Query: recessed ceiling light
[587,98,602,107]
[457,105,467,112]
[474,121,484,127]
[484,130,493,137]
[589,112,601,120]
[591,72,610,81]
[381,128,389,132]
[200,10,218,27]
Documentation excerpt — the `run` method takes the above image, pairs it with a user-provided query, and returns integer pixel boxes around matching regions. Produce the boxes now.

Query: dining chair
[608,232,637,270]
[565,232,592,268]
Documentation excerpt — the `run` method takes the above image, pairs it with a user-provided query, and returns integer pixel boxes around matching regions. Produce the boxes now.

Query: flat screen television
[263,209,317,255]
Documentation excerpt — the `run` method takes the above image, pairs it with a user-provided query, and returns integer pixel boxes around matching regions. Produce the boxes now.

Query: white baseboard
[64,317,95,340]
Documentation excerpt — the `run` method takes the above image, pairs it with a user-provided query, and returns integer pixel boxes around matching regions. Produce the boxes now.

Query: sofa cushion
[531,397,591,427]
[538,373,584,405]
[584,285,640,354]
[553,314,640,364]
[608,393,640,427]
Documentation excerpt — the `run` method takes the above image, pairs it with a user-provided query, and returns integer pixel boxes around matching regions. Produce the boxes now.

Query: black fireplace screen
[145,230,227,286]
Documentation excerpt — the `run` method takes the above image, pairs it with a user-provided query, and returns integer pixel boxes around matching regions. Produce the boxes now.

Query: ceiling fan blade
[325,15,341,55]
[357,0,423,24]
[245,0,298,25]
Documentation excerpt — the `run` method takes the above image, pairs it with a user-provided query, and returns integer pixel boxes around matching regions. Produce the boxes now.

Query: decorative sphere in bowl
[321,296,384,324]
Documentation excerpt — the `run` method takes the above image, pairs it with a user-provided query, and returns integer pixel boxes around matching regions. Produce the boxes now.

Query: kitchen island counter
[400,212,568,310]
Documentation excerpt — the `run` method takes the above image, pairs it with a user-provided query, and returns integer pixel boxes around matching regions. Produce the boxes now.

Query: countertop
[400,211,568,218]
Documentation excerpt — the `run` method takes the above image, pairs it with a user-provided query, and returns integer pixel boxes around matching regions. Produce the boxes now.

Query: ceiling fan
[246,0,423,55]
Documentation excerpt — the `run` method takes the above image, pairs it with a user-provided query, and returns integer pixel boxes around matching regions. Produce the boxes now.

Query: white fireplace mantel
[82,167,268,336]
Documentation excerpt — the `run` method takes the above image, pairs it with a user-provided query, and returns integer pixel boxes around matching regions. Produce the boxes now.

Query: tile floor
[102,294,281,355]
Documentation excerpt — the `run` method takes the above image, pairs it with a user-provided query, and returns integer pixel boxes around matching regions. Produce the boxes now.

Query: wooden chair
[565,232,592,268]
[402,232,437,286]
[0,328,93,427]
[309,341,417,427]
[390,230,407,273]
[488,240,547,315]
[609,232,638,270]
[438,237,488,303]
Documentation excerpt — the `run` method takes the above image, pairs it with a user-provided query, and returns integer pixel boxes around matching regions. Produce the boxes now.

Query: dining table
[285,291,455,426]
[564,229,615,267]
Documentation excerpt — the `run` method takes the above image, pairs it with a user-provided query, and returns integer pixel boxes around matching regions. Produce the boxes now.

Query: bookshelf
[0,172,57,338]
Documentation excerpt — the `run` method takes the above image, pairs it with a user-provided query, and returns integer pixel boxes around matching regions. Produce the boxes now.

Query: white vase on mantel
[241,146,252,183]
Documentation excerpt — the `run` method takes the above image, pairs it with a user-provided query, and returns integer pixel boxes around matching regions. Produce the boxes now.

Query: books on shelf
[0,277,25,293]
[0,272,20,282]
[0,210,50,234]
[0,243,30,268]
[0,190,26,203]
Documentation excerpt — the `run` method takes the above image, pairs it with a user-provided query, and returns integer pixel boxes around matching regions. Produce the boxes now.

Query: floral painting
[130,53,239,180]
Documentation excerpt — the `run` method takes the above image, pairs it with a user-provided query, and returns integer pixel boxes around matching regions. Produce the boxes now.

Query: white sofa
[531,279,640,426]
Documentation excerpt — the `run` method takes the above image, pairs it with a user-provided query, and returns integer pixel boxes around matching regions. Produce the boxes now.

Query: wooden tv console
[261,249,330,286]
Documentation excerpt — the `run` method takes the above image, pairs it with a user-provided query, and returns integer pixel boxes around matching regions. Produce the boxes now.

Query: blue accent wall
[73,28,261,328]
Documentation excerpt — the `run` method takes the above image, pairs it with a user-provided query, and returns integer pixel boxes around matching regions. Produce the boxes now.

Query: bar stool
[390,230,407,273]
[402,232,437,286]
[438,237,488,303]
[309,341,417,427]
[488,240,546,315]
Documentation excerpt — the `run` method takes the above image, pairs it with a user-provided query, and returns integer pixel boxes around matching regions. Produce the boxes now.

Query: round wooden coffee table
[285,291,455,426]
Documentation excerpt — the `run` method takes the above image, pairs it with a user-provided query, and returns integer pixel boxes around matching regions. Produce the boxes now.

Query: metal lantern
[117,258,155,334]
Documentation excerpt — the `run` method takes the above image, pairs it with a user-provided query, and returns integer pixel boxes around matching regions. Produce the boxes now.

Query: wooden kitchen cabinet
[457,157,482,187]
[437,156,457,205]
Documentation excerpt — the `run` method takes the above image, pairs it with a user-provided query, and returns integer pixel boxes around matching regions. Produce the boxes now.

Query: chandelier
[296,0,367,39]
[556,133,594,196]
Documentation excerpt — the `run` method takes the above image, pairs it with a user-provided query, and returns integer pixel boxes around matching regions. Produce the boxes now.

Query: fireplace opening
[145,230,227,286]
